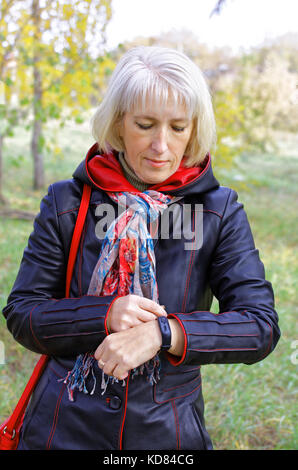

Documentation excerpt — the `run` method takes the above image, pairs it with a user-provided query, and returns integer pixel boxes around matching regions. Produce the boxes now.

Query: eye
[172,126,186,132]
[136,122,153,130]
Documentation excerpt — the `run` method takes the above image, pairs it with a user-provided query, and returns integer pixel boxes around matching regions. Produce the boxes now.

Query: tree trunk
[31,0,44,190]
[31,85,44,189]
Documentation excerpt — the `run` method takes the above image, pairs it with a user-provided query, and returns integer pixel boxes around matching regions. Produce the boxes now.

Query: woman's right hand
[107,294,167,333]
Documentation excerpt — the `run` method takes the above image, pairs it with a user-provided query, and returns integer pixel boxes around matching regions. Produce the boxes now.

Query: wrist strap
[157,316,172,350]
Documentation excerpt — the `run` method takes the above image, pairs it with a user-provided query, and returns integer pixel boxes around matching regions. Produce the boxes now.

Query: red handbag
[0,183,91,450]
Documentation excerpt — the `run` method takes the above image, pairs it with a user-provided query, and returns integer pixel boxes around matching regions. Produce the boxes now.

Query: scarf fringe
[59,353,96,402]
[61,353,161,401]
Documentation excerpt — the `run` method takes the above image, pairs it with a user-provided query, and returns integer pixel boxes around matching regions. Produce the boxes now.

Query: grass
[0,124,297,450]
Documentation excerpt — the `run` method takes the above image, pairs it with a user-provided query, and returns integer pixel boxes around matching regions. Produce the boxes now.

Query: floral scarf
[61,189,178,401]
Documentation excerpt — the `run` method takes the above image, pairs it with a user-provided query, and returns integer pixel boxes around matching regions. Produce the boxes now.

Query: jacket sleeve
[2,184,118,357]
[167,188,281,366]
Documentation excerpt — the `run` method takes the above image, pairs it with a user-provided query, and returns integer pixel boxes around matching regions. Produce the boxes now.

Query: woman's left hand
[94,320,162,380]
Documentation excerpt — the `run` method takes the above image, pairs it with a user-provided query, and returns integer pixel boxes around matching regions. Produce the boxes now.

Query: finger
[97,353,128,380]
[102,360,118,377]
[112,364,129,381]
[154,308,168,318]
[94,346,103,361]
[138,297,167,316]
[97,355,115,375]
[95,342,109,365]
[97,358,105,369]
[137,310,158,323]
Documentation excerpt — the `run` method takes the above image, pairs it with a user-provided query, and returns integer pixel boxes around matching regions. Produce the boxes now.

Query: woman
[2,46,280,450]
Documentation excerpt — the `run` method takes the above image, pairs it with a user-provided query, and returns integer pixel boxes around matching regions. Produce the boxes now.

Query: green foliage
[203,138,298,449]
[0,0,114,191]
[235,45,298,151]
[1,5,297,194]
[0,126,297,450]
[213,88,246,170]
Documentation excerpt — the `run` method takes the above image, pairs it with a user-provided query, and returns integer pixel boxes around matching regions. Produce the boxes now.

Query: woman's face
[119,98,193,184]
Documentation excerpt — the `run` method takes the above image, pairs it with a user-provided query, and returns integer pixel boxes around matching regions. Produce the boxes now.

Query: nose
[151,127,168,154]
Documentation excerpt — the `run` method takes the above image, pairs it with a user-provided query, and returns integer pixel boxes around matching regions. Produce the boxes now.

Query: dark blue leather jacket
[2,148,280,450]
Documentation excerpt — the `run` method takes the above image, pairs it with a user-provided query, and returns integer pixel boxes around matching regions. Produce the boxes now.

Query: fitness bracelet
[157,316,172,351]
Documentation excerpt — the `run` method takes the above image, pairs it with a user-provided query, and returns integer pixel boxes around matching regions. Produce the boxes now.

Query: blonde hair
[91,46,216,166]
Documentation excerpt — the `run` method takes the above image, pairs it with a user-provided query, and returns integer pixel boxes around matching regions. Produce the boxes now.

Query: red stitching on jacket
[50,295,111,301]
[162,375,201,393]
[164,366,200,376]
[259,320,273,360]
[203,209,223,218]
[173,310,255,316]
[78,221,87,296]
[29,304,47,352]
[48,365,63,378]
[46,383,66,450]
[42,316,105,326]
[118,371,130,450]
[188,347,258,352]
[188,333,259,337]
[181,211,196,312]
[58,202,99,216]
[167,314,187,366]
[57,207,80,216]
[42,303,111,313]
[171,400,180,450]
[180,319,257,325]
[154,382,202,404]
[105,296,121,335]
[42,330,105,339]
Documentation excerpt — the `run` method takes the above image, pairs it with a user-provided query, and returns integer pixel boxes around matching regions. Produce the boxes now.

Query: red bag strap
[65,183,91,297]
[3,183,91,438]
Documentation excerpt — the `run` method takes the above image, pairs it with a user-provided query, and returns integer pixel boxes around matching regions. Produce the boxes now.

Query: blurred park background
[0,0,297,450]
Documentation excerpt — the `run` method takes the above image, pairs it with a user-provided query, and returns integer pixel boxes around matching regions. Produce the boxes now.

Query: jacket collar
[73,143,220,196]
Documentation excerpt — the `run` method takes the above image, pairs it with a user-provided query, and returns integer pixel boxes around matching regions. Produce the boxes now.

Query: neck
[118,152,150,192]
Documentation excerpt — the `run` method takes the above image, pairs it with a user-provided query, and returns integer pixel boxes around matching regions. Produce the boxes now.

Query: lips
[145,158,169,168]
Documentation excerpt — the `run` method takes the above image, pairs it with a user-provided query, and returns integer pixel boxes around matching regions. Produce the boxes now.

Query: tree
[1,0,114,197]
[236,45,298,152]
[23,0,113,189]
[0,0,29,204]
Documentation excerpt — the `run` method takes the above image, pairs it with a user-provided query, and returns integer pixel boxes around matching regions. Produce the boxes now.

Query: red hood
[73,143,219,196]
